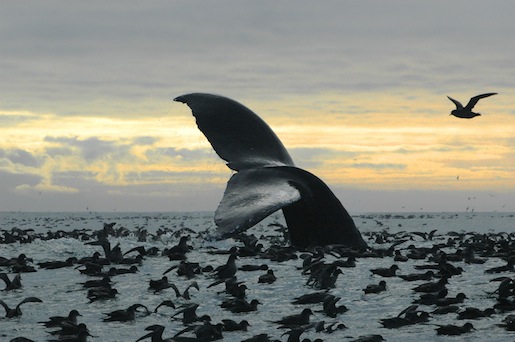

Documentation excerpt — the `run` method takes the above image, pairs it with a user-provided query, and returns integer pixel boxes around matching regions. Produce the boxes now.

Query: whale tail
[175,93,367,249]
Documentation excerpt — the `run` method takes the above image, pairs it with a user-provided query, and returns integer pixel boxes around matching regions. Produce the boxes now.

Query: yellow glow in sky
[1,89,513,196]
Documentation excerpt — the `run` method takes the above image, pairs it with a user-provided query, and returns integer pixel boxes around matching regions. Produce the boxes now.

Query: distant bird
[0,297,42,318]
[380,305,429,329]
[39,309,81,328]
[321,295,348,317]
[0,273,22,291]
[370,264,399,277]
[291,291,331,305]
[213,254,238,280]
[363,280,387,294]
[102,303,149,322]
[435,292,467,306]
[153,300,176,313]
[258,270,277,284]
[136,325,173,342]
[273,308,313,328]
[447,93,497,118]
[436,322,475,336]
[457,307,495,320]
[221,298,261,313]
[172,303,210,324]
[221,319,251,332]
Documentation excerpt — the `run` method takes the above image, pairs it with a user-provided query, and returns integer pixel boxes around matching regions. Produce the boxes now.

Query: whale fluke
[174,93,367,249]
[174,93,294,170]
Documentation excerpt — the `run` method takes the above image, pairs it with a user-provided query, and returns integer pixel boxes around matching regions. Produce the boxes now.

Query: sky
[1,1,514,212]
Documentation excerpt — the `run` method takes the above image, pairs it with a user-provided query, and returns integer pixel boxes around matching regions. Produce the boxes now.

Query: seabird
[273,308,313,328]
[221,319,251,331]
[258,270,277,284]
[436,322,475,336]
[39,309,81,328]
[0,272,22,291]
[102,303,149,322]
[447,93,497,118]
[0,297,42,318]
[370,264,399,277]
[363,280,387,294]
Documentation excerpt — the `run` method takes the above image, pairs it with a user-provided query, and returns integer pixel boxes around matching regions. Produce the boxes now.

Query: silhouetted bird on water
[273,308,313,328]
[172,303,210,324]
[457,307,495,319]
[370,264,399,277]
[39,309,81,327]
[222,319,251,331]
[0,272,22,291]
[436,322,475,336]
[153,300,176,313]
[136,325,173,342]
[0,297,42,318]
[258,269,277,284]
[363,280,387,294]
[213,253,238,280]
[447,93,497,118]
[102,303,149,322]
[380,305,429,329]
[221,298,261,313]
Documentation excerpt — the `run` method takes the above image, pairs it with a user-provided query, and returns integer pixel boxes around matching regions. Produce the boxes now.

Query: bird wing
[0,299,10,313]
[447,96,463,109]
[123,246,145,256]
[18,297,43,308]
[169,283,182,298]
[0,273,11,287]
[397,304,418,317]
[174,93,294,171]
[465,93,497,110]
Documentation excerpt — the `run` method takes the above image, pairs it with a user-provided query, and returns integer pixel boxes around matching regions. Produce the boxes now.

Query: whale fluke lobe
[214,168,302,236]
[174,93,294,170]
[174,93,367,249]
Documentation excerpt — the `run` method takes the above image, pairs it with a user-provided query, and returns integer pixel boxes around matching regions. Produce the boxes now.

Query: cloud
[145,147,216,163]
[289,147,357,169]
[44,136,123,161]
[0,112,38,126]
[1,1,514,117]
[350,163,407,170]
[133,136,159,145]
[14,183,79,194]
[0,148,41,167]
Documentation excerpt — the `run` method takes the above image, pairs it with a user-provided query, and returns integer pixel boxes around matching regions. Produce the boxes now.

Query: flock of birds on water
[0,217,514,342]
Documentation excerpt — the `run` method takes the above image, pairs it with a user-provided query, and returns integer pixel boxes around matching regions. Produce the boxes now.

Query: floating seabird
[363,280,387,294]
[0,272,22,291]
[174,93,368,249]
[102,303,149,322]
[436,322,475,336]
[447,93,497,119]
[39,309,81,328]
[0,297,43,318]
[273,308,313,328]
[258,269,277,284]
[221,319,251,331]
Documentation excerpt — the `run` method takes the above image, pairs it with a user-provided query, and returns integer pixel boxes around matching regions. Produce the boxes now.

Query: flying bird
[447,93,497,118]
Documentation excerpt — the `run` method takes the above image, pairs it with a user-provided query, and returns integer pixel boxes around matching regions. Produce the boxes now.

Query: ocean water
[0,211,514,341]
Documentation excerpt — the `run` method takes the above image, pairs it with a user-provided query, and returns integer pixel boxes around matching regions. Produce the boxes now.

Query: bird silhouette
[447,93,497,118]
[0,297,42,318]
